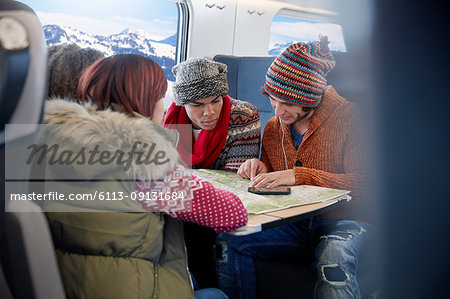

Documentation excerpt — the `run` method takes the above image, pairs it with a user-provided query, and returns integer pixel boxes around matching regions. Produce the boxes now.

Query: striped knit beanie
[172,57,229,106]
[264,36,335,106]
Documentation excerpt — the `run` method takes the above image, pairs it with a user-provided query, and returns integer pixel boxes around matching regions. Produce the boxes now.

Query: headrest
[0,0,47,144]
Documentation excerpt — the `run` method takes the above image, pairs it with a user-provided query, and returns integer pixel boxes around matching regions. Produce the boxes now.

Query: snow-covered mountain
[268,41,301,56]
[43,25,176,80]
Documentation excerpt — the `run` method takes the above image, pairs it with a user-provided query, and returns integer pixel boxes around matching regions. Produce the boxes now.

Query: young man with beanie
[216,37,370,298]
[164,57,261,171]
[164,57,261,289]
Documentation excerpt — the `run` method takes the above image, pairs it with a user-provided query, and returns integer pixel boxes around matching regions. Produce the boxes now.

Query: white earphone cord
[279,117,289,170]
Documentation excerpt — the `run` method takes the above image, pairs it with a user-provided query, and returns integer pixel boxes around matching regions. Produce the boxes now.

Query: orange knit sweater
[260,86,368,222]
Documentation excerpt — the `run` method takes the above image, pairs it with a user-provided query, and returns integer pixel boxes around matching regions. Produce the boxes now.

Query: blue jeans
[194,288,228,299]
[192,273,229,299]
[215,217,369,299]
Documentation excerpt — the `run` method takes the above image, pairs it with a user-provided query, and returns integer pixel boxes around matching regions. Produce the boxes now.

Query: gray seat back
[1,1,65,298]
[213,55,275,133]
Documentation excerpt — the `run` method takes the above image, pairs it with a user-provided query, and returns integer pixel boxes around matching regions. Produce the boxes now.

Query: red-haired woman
[43,54,246,299]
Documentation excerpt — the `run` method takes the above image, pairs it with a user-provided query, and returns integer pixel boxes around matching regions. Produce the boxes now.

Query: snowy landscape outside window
[22,0,178,108]
[269,15,346,55]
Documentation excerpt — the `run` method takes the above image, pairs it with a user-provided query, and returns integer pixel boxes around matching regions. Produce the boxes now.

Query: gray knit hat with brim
[172,57,228,106]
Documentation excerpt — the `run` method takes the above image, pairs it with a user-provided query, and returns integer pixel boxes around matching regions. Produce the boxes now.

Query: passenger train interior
[1,0,448,298]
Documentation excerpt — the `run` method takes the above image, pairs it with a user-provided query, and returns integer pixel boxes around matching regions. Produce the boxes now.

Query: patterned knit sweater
[260,86,368,222]
[136,163,248,233]
[210,98,261,171]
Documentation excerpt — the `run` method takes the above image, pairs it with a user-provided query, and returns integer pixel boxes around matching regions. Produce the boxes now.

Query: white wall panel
[186,0,237,58]
[185,0,338,58]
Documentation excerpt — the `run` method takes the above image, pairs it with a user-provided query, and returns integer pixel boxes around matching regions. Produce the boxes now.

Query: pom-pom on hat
[172,57,229,106]
[264,35,335,106]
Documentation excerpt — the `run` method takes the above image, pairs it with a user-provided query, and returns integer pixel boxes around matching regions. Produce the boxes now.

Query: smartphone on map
[248,186,291,195]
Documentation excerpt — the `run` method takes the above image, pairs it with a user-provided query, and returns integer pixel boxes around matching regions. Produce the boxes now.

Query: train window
[269,15,346,56]
[20,0,183,108]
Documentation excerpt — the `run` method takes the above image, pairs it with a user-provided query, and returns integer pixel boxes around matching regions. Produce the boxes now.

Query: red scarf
[164,95,231,168]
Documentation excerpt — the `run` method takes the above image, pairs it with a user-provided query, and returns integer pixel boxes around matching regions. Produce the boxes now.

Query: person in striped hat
[216,36,372,299]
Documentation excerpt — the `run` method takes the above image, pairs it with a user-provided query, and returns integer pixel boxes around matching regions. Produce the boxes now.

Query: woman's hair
[48,43,104,98]
[76,54,167,118]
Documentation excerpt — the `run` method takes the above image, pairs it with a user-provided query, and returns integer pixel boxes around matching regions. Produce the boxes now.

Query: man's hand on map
[238,158,268,180]
[249,169,295,188]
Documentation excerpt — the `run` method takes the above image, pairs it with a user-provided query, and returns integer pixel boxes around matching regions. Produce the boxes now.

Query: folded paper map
[192,169,351,215]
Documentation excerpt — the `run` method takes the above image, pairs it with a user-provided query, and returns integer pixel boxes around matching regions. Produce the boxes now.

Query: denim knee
[194,288,229,299]
[312,220,369,298]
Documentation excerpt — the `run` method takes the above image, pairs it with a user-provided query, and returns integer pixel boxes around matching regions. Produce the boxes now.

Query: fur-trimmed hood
[42,98,179,181]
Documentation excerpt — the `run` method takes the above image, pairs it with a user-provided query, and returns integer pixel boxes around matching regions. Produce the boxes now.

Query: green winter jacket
[40,99,194,299]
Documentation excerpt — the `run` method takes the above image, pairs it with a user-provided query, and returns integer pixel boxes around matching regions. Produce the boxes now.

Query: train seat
[213,55,275,133]
[0,1,65,298]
